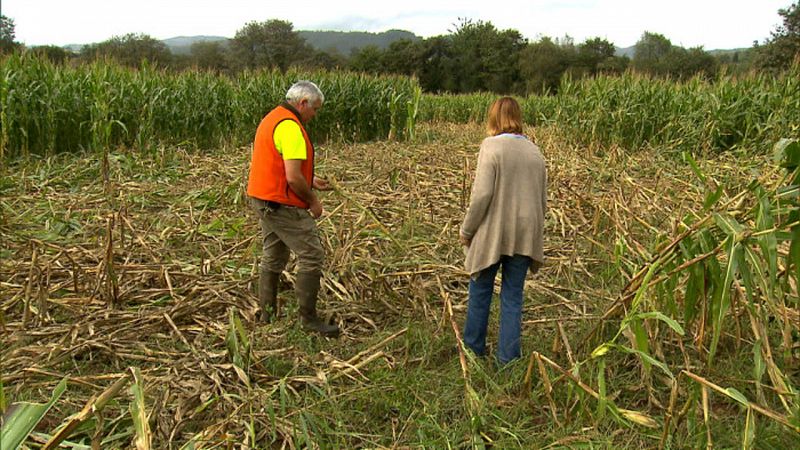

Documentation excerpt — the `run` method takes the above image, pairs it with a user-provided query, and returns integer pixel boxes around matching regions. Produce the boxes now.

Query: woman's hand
[459,234,471,247]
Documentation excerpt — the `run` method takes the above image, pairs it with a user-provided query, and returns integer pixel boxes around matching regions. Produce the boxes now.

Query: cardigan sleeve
[541,165,548,218]
[460,144,496,239]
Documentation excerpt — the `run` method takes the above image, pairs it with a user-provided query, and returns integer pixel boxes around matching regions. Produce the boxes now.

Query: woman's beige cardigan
[460,134,547,276]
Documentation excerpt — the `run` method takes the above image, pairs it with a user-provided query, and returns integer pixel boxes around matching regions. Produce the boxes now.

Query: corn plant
[0,378,67,450]
[418,92,496,123]
[225,307,252,387]
[551,66,800,154]
[0,53,421,160]
[130,367,151,450]
[569,138,800,444]
[419,65,800,155]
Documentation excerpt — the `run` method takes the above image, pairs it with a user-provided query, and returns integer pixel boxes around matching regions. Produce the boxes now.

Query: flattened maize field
[2,55,800,449]
[2,118,798,448]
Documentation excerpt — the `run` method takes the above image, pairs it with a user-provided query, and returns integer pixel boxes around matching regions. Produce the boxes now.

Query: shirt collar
[496,133,528,140]
[281,102,302,121]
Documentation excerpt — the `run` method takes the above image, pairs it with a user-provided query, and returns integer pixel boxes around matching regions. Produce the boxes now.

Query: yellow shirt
[273,120,307,160]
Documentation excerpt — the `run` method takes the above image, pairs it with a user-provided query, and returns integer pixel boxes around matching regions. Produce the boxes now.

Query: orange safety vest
[247,104,315,208]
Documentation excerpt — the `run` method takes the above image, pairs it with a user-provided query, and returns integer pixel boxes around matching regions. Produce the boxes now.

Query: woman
[460,97,547,365]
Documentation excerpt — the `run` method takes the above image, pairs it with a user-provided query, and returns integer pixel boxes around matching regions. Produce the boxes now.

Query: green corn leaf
[743,407,756,450]
[226,307,243,368]
[0,375,6,414]
[600,398,627,429]
[682,150,706,184]
[738,247,757,305]
[630,319,651,373]
[613,344,674,380]
[232,308,249,354]
[704,184,724,210]
[713,213,745,239]
[630,260,661,314]
[636,311,686,336]
[680,234,704,325]
[724,387,750,407]
[776,185,800,201]
[753,339,765,384]
[709,240,741,363]
[178,439,198,450]
[790,225,800,288]
[683,264,703,325]
[743,246,773,304]
[755,187,778,284]
[0,377,68,450]
[656,261,680,317]
[129,367,151,450]
[774,138,799,170]
[698,230,722,279]
[597,358,607,420]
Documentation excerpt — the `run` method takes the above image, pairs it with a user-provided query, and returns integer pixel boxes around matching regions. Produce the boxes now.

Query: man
[247,80,339,337]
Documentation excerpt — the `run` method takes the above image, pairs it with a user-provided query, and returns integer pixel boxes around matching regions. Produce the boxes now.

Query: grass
[1,122,798,448]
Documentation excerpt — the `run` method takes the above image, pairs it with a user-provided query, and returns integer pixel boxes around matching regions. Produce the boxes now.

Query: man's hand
[309,198,323,219]
[286,161,324,218]
[459,233,471,247]
[312,176,333,191]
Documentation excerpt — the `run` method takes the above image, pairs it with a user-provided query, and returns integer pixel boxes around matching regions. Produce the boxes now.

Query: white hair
[285,80,324,104]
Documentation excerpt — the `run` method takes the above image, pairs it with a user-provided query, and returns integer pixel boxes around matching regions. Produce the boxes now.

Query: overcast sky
[2,0,791,50]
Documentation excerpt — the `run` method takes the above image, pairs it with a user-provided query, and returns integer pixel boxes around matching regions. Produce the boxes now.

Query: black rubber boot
[295,271,340,337]
[259,270,281,323]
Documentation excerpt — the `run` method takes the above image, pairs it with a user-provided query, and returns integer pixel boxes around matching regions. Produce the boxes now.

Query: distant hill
[707,48,750,56]
[298,30,421,55]
[615,46,636,58]
[158,30,420,56]
[62,36,229,55]
[64,32,738,59]
[61,30,420,56]
[614,46,751,59]
[162,35,228,55]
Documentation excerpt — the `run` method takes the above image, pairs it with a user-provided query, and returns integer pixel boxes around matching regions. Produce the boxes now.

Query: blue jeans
[463,254,532,365]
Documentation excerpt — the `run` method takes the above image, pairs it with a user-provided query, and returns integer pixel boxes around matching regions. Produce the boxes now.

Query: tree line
[1,2,798,96]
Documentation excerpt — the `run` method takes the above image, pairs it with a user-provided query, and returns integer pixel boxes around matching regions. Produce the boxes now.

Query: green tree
[448,19,526,94]
[715,49,755,74]
[518,37,574,94]
[632,31,672,74]
[348,45,385,73]
[188,40,230,72]
[30,45,71,64]
[416,36,456,92]
[1,15,20,54]
[662,46,718,79]
[381,39,425,76]
[299,49,347,70]
[756,2,800,69]
[82,33,172,67]
[230,20,311,71]
[597,54,630,75]
[577,37,616,75]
